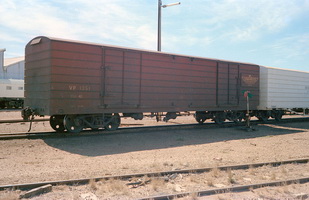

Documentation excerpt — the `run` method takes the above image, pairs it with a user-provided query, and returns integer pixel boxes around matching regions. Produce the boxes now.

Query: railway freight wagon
[257,66,309,121]
[0,79,24,108]
[23,36,260,133]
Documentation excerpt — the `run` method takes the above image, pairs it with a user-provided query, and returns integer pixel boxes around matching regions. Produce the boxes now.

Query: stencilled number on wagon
[69,85,77,90]
[79,85,91,91]
[69,85,91,91]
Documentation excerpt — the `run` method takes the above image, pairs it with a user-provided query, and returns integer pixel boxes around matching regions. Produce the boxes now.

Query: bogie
[49,113,121,133]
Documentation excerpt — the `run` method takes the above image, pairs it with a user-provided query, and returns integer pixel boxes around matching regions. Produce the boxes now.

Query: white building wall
[0,53,24,79]
[4,60,25,79]
[0,49,5,75]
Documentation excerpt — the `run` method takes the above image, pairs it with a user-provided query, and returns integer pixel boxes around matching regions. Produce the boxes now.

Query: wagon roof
[260,65,309,74]
[28,36,259,66]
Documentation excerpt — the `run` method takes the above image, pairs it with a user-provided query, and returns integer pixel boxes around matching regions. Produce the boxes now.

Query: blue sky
[1,0,309,71]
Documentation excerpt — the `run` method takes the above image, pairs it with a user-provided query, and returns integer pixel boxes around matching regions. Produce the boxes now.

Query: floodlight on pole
[157,0,181,51]
[162,2,181,8]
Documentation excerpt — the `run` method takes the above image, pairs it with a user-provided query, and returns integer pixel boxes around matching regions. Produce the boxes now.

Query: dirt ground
[0,111,309,199]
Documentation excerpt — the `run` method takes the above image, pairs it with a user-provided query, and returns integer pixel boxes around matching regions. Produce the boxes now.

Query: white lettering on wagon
[69,85,77,90]
[69,85,91,91]
[79,85,91,91]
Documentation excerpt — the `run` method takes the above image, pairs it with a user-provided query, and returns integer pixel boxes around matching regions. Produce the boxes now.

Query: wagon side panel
[24,37,52,115]
[140,53,218,112]
[49,41,102,115]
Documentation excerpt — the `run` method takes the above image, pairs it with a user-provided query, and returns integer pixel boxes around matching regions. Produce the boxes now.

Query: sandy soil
[0,111,309,199]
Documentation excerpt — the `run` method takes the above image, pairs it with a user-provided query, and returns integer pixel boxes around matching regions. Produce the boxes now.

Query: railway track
[0,108,22,112]
[0,117,308,140]
[0,158,308,199]
[0,122,228,140]
[0,118,48,124]
[0,131,53,140]
[140,177,309,200]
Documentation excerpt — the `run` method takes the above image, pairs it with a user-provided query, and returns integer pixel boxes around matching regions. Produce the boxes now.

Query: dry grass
[211,166,220,178]
[227,168,236,184]
[141,175,151,183]
[88,179,98,191]
[151,177,166,191]
[97,178,129,196]
[186,192,199,200]
[248,164,256,175]
[277,181,291,194]
[271,171,277,180]
[189,174,200,183]
[206,177,214,186]
[109,179,128,193]
[280,166,288,175]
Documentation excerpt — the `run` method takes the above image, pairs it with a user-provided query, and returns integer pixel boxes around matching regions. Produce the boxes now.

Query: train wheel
[273,110,284,121]
[196,117,206,124]
[195,111,207,124]
[50,115,65,133]
[257,111,269,122]
[213,111,226,125]
[105,113,121,131]
[64,115,84,133]
[16,100,24,108]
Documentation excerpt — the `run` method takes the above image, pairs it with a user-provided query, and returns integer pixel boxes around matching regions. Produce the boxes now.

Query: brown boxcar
[23,36,259,132]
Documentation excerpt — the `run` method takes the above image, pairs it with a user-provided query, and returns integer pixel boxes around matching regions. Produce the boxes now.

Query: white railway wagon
[258,66,309,111]
[0,79,24,108]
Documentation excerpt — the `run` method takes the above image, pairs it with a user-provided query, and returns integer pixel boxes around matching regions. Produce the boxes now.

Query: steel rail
[0,109,22,112]
[139,177,309,200]
[0,158,307,191]
[0,118,49,124]
[0,132,54,140]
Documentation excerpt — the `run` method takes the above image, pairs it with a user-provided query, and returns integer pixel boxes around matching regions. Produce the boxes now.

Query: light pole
[157,0,181,51]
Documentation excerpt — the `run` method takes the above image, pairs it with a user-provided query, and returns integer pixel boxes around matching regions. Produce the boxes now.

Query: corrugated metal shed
[1,56,24,79]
